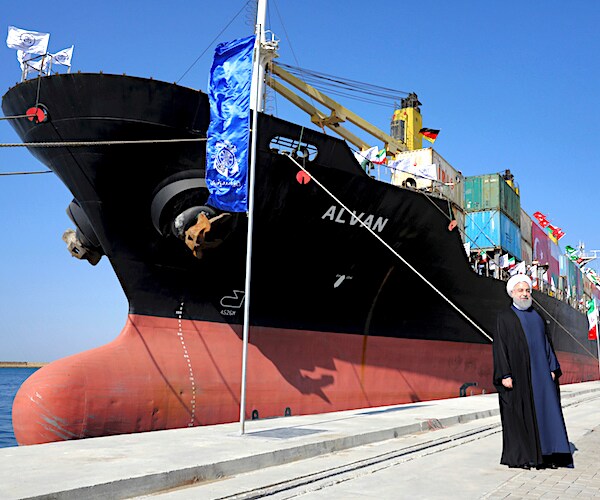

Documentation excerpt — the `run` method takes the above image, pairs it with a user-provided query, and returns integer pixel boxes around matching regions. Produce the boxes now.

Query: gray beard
[513,297,533,310]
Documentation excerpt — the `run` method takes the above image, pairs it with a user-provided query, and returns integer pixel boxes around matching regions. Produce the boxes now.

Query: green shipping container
[464,174,521,225]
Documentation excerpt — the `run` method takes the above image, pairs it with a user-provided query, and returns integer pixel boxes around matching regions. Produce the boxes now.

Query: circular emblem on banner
[213,141,239,178]
[20,34,35,48]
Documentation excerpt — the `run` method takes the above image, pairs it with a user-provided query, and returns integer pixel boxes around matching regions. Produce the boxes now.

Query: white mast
[249,0,268,112]
[240,0,269,435]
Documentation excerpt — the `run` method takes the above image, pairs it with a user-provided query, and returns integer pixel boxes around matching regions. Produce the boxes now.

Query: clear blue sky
[1,0,599,362]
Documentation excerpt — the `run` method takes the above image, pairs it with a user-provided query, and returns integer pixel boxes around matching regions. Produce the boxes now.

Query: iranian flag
[587,299,598,341]
[373,148,387,164]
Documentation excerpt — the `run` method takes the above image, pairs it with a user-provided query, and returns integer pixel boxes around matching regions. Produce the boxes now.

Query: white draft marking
[176,302,196,427]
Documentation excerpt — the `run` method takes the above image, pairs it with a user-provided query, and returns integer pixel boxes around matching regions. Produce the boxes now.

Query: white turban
[506,274,532,297]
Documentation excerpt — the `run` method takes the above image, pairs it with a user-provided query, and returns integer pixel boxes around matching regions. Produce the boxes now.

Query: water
[0,367,38,448]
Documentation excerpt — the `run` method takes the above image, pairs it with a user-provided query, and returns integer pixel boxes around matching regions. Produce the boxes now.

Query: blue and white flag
[17,50,48,76]
[7,26,50,55]
[51,46,74,66]
[205,35,256,212]
[389,157,437,181]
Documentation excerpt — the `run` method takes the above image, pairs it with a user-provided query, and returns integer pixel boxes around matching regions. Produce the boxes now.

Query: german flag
[419,127,440,143]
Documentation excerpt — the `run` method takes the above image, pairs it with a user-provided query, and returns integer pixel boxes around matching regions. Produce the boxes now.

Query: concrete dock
[1,381,599,499]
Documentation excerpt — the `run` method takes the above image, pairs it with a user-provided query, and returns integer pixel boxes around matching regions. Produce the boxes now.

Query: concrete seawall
[1,380,599,499]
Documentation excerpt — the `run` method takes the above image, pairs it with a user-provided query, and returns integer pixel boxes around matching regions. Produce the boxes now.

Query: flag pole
[240,0,267,436]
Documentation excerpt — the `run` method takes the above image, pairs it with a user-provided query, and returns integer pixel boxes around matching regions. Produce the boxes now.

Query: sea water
[0,367,37,448]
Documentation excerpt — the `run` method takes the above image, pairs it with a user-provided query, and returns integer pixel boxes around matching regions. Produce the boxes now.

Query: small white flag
[17,49,35,64]
[354,146,380,169]
[511,261,526,275]
[499,253,509,268]
[354,146,376,164]
[51,46,73,67]
[413,163,437,181]
[17,50,49,75]
[388,158,437,181]
[530,264,538,289]
[6,25,50,55]
[388,157,412,174]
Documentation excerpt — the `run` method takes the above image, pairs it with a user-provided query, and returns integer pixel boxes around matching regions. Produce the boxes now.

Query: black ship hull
[3,74,597,445]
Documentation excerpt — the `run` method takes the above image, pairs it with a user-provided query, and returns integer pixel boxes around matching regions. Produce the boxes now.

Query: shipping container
[559,256,579,302]
[521,239,532,264]
[464,173,520,225]
[520,209,533,245]
[390,148,464,210]
[567,259,583,300]
[465,210,522,258]
[550,241,561,262]
[531,224,552,264]
[584,275,595,299]
[559,255,567,276]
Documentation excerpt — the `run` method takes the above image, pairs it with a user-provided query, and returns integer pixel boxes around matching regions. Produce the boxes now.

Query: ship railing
[470,256,590,314]
[20,53,71,82]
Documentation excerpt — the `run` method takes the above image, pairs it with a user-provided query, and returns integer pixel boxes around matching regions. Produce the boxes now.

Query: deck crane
[266,62,425,155]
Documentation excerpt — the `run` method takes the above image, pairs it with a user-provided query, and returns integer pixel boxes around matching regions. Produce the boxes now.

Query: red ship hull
[13,314,598,445]
[4,73,598,446]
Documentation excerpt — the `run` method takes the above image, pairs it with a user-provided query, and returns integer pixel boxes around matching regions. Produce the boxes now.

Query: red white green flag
[373,148,387,164]
[587,299,598,341]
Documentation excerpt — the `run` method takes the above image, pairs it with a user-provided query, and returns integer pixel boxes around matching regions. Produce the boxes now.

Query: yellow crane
[266,62,425,155]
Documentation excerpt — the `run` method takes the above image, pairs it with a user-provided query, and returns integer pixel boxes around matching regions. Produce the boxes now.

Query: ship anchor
[184,211,231,258]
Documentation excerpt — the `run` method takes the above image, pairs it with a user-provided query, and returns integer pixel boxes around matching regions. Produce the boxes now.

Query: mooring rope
[0,170,52,176]
[283,152,600,360]
[0,114,30,121]
[532,297,597,358]
[0,138,206,148]
[283,152,493,343]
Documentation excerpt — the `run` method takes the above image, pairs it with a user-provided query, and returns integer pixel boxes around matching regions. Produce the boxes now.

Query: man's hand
[551,372,556,381]
[502,377,513,389]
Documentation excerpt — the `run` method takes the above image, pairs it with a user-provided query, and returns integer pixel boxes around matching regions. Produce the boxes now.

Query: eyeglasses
[513,287,531,294]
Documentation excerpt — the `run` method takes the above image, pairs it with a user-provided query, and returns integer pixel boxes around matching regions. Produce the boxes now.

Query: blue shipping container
[465,210,522,259]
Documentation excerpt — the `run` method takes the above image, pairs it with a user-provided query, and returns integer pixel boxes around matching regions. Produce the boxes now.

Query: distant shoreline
[0,362,47,368]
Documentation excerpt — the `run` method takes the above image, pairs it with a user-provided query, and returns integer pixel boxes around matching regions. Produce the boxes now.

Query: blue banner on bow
[205,35,256,212]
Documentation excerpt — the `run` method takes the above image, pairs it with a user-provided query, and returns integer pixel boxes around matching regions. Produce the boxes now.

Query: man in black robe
[493,274,573,469]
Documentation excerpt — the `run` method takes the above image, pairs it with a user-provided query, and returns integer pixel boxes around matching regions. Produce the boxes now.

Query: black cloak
[493,307,572,468]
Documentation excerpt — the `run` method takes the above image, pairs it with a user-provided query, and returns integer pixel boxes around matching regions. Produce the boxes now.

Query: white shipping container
[390,148,464,210]
[520,208,533,245]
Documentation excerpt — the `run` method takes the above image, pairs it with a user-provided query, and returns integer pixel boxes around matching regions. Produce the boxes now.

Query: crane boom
[267,77,371,150]
[267,63,407,154]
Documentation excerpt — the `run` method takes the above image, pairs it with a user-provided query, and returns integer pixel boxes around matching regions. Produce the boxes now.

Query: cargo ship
[3,20,599,446]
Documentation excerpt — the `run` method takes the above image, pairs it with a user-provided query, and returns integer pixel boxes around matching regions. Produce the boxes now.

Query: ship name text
[322,205,388,233]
